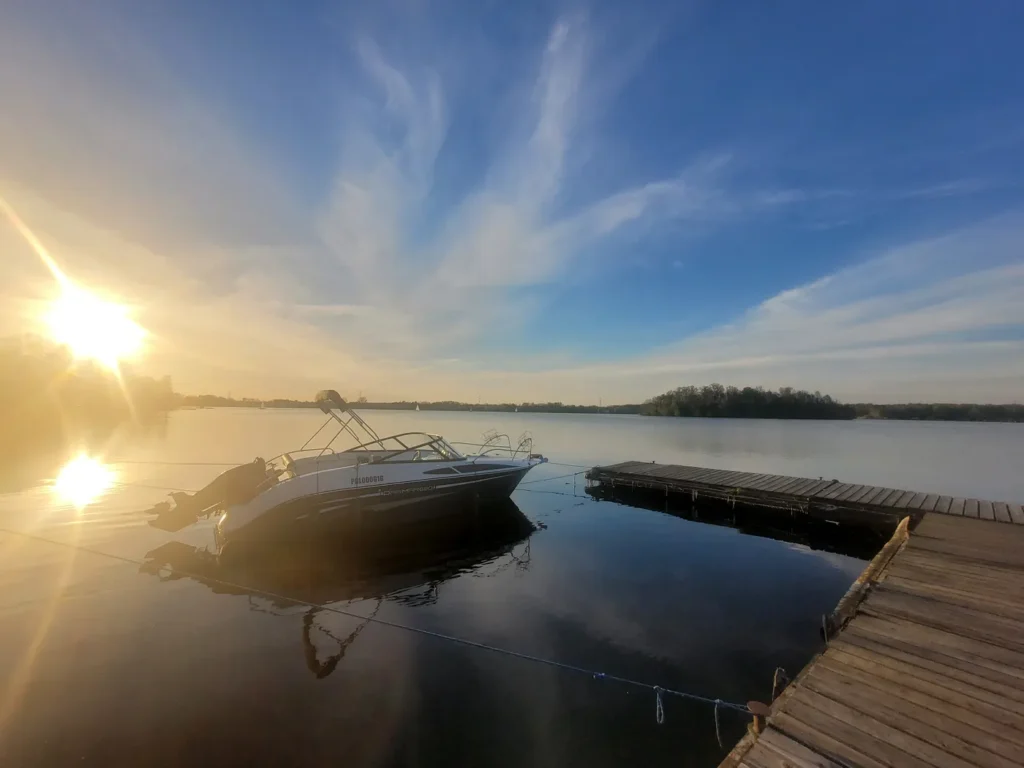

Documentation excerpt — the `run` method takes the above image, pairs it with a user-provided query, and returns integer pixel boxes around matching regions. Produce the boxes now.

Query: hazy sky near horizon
[2,1,1023,404]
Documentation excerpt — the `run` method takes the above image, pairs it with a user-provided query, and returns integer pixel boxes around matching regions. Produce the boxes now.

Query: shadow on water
[138,500,536,679]
[586,485,890,561]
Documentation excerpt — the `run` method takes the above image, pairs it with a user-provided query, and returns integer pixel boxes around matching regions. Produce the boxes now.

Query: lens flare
[0,195,147,370]
[45,283,146,370]
[53,455,115,509]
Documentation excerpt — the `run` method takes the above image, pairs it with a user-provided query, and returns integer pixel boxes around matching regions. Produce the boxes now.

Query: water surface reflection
[139,502,536,679]
[7,409,1006,766]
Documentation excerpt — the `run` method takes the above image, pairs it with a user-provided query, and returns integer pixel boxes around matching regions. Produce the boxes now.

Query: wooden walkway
[587,461,1024,526]
[723,513,1024,768]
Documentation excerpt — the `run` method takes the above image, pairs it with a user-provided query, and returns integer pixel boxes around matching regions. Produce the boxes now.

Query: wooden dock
[722,511,1024,768]
[587,461,1024,527]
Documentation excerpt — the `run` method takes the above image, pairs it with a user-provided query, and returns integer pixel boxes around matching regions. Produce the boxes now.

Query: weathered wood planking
[588,461,1023,525]
[721,513,1024,768]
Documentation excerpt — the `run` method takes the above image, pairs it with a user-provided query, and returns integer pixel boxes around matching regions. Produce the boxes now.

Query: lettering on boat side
[350,475,384,485]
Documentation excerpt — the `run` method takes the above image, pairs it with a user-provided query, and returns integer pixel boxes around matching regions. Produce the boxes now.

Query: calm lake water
[2,410,1022,767]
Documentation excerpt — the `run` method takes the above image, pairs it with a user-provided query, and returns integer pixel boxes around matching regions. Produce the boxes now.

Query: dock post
[746,701,770,735]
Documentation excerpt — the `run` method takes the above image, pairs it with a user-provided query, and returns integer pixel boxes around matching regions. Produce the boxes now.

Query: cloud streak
[1,6,1021,403]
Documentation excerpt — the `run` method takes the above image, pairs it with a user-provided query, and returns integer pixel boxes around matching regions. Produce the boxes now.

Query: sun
[44,282,146,370]
[0,196,146,369]
[53,455,116,509]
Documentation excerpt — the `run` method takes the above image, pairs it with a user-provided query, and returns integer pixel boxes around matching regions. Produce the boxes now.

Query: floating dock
[586,461,1024,527]
[721,511,1024,768]
[588,461,1024,765]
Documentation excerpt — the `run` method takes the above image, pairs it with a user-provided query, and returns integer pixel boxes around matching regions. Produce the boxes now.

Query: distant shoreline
[174,398,1024,424]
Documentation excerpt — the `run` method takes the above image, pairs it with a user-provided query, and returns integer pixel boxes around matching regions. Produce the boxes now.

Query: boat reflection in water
[139,500,535,678]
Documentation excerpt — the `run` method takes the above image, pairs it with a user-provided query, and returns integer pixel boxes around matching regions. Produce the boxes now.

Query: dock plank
[776,702,930,768]
[771,711,891,768]
[737,475,780,491]
[721,512,1024,768]
[818,646,1024,729]
[906,492,930,510]
[934,496,953,514]
[863,587,1024,654]
[965,498,980,518]
[802,665,1024,767]
[786,479,827,496]
[765,477,807,495]
[785,687,976,768]
[826,643,1024,718]
[837,626,1024,703]
[949,498,966,516]
[845,485,881,504]
[820,482,855,500]
[1012,505,1024,525]
[818,637,1024,739]
[757,476,802,492]
[979,500,995,521]
[877,489,907,507]
[756,475,801,493]
[994,502,1012,523]
[840,614,1024,687]
[858,487,893,506]
[892,490,918,509]
[886,562,1024,603]
[802,480,838,497]
[882,576,1024,622]
[755,728,844,768]
[686,468,734,484]
[906,537,1024,570]
[835,484,871,502]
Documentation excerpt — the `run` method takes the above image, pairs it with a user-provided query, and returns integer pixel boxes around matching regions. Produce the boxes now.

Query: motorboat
[149,390,546,550]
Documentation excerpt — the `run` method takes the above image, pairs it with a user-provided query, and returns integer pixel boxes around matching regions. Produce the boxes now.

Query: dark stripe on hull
[217,468,531,548]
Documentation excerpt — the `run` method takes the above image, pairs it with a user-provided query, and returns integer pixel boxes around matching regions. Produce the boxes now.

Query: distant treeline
[179,388,1024,422]
[179,394,643,414]
[853,403,1024,422]
[642,384,855,419]
[0,336,175,456]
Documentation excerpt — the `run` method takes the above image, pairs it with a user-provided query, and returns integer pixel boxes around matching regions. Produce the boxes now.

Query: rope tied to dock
[714,699,723,748]
[519,470,587,486]
[0,525,752,730]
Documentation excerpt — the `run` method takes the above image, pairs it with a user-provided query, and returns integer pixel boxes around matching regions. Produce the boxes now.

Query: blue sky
[2,0,1023,403]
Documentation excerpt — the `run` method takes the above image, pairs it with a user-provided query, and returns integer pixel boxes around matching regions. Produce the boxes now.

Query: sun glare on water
[45,283,146,370]
[53,455,116,509]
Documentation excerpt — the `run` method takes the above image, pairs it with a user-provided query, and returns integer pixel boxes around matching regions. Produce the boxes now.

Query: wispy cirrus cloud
[299,16,753,360]
[435,211,1024,403]
[1,3,1021,403]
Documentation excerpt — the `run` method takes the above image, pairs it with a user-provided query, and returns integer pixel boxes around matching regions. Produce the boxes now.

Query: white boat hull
[215,457,539,549]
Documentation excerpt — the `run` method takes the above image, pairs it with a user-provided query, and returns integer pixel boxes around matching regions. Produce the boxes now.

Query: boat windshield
[343,433,463,463]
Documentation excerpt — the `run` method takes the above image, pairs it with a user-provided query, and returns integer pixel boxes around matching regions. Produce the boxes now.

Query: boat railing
[452,431,534,461]
[317,432,465,465]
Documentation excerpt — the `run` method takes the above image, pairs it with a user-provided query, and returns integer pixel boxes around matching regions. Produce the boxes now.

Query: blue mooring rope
[0,526,751,726]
